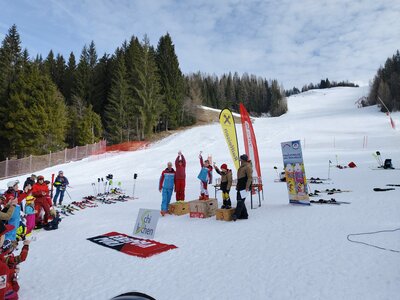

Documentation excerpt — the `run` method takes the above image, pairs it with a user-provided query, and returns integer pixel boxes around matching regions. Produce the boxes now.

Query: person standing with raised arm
[175,151,186,201]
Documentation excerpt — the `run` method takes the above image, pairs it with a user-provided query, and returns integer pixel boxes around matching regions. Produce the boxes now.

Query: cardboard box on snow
[189,198,218,218]
[168,201,189,215]
[215,208,236,221]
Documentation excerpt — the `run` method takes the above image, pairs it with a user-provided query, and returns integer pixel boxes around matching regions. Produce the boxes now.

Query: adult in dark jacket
[175,151,186,201]
[52,170,69,206]
[233,154,253,221]
[23,174,36,191]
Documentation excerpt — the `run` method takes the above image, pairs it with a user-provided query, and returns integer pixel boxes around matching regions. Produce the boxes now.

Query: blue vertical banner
[281,140,310,205]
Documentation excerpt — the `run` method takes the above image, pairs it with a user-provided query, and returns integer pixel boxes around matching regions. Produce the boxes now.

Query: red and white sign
[87,232,177,258]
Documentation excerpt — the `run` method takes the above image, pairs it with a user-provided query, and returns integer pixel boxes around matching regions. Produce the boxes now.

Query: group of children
[158,151,235,216]
[0,171,67,299]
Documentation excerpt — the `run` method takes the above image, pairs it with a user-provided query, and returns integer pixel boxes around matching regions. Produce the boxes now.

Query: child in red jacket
[174,151,186,201]
[1,239,30,300]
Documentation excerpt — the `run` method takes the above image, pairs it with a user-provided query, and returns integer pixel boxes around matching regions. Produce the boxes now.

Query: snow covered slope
[2,87,400,300]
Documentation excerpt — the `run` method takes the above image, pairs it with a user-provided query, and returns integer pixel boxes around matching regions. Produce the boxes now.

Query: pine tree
[105,50,132,144]
[2,65,67,157]
[156,33,184,130]
[134,36,164,138]
[63,52,76,105]
[0,24,24,158]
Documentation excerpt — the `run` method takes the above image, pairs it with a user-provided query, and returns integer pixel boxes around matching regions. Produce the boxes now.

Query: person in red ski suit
[174,151,186,201]
[198,153,213,200]
[31,175,51,227]
[0,239,30,300]
[0,223,14,300]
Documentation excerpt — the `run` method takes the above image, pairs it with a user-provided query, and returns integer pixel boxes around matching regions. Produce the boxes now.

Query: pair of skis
[310,198,351,205]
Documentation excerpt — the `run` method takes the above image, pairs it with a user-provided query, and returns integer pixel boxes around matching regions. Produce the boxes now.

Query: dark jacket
[236,161,253,191]
[23,177,35,189]
[215,167,233,192]
[54,175,69,190]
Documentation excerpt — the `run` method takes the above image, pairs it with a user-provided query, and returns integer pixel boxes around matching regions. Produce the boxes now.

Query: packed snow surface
[2,87,400,300]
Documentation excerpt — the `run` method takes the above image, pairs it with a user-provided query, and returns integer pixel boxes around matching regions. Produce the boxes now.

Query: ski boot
[225,199,232,209]
[221,200,227,209]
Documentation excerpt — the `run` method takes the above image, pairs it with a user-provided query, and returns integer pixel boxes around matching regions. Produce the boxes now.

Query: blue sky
[1,0,399,88]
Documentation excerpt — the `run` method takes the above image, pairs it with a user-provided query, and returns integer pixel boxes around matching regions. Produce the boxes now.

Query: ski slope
[2,87,400,300]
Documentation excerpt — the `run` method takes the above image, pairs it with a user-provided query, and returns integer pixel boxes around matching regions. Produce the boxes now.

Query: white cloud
[1,0,399,88]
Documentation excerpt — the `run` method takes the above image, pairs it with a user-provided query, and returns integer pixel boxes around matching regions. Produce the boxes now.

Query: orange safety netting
[106,141,149,152]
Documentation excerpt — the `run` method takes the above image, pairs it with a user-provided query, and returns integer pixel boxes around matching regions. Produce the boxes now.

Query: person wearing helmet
[0,238,30,300]
[213,162,233,209]
[52,170,69,206]
[3,181,28,241]
[31,176,51,227]
[0,223,15,300]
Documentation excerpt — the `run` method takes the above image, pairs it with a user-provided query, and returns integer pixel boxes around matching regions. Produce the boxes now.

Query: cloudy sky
[1,0,399,88]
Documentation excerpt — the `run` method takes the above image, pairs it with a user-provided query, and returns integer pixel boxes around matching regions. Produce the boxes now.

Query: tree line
[368,50,400,112]
[186,73,288,117]
[0,24,287,160]
[285,78,359,97]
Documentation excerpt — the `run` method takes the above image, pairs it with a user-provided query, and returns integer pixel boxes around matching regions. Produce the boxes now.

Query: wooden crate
[216,208,236,221]
[168,201,189,215]
[189,198,218,218]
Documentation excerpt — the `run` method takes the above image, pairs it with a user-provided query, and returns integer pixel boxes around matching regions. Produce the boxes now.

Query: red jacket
[0,260,9,299]
[31,183,49,202]
[1,244,29,294]
[175,155,186,180]
[3,189,26,206]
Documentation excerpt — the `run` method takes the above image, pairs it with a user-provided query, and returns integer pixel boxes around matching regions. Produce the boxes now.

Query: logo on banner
[281,140,310,205]
[133,209,160,239]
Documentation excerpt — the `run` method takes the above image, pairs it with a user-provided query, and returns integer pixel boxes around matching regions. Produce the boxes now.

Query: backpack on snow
[43,212,61,231]
[383,159,393,169]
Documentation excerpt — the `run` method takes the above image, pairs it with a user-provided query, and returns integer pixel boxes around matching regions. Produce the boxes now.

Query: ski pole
[97,178,100,195]
[133,173,138,198]
[91,183,97,195]
[328,160,332,180]
[65,189,72,200]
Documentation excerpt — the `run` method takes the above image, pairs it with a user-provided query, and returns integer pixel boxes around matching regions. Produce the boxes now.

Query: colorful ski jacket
[198,156,213,184]
[159,168,176,190]
[175,155,186,180]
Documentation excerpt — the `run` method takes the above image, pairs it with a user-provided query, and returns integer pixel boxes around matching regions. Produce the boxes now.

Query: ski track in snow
[1,87,400,300]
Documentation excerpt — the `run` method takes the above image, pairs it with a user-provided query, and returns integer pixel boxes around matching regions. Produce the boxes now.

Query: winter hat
[58,170,63,175]
[7,180,19,188]
[0,223,14,237]
[220,164,228,170]
[26,195,35,203]
[37,175,44,181]
[240,154,249,161]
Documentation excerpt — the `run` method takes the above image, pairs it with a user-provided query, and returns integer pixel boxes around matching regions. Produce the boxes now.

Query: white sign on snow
[133,209,160,239]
